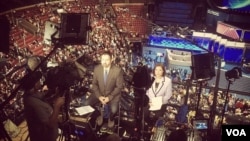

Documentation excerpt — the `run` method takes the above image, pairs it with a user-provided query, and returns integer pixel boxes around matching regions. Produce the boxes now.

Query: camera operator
[21,71,65,141]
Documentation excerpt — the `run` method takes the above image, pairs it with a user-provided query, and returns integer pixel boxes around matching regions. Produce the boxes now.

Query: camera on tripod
[225,67,242,80]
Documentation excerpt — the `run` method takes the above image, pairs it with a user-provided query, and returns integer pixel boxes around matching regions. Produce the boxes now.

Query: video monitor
[192,119,208,130]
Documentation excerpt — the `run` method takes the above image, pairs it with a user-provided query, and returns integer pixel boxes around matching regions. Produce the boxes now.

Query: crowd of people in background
[0,0,250,132]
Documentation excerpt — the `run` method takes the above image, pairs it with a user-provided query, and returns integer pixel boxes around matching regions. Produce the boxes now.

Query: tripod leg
[195,82,203,118]
[134,89,147,140]
[220,81,232,126]
[132,91,142,140]
[140,94,145,140]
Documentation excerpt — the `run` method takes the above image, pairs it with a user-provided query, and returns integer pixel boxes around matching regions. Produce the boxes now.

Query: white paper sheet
[149,96,163,111]
[75,105,95,115]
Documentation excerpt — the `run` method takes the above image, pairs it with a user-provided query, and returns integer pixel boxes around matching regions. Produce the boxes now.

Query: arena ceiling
[0,0,46,13]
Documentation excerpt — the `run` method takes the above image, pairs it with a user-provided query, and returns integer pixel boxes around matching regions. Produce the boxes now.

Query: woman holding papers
[145,63,172,123]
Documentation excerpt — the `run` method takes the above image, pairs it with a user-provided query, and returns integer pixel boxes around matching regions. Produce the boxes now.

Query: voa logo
[226,129,246,136]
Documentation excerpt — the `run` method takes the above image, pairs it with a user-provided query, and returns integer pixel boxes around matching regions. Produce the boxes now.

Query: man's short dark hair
[102,51,112,58]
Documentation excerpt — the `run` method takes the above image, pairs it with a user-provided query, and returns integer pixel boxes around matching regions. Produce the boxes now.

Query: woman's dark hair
[153,63,166,76]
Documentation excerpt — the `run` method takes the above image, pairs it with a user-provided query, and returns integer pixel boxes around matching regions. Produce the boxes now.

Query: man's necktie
[104,70,108,84]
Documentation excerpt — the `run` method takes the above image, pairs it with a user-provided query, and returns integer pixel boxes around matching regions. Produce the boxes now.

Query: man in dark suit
[83,51,124,128]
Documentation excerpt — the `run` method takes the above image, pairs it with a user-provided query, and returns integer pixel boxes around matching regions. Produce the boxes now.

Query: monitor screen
[193,119,208,130]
